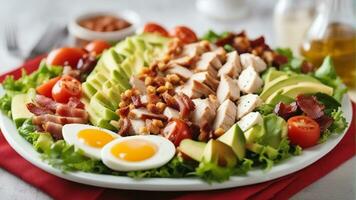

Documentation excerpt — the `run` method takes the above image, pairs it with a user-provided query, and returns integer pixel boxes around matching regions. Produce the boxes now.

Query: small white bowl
[68,10,140,43]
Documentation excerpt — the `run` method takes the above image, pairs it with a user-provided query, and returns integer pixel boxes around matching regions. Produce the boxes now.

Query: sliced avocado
[87,106,117,130]
[261,75,320,101]
[89,97,118,120]
[87,78,103,92]
[217,124,246,160]
[266,82,333,104]
[138,33,171,45]
[34,133,53,153]
[132,38,147,53]
[245,143,278,159]
[263,68,287,84]
[268,92,295,105]
[11,93,34,127]
[82,82,97,98]
[101,48,125,73]
[244,124,265,144]
[202,139,237,168]
[178,139,206,162]
[120,56,134,77]
[94,73,108,84]
[93,92,116,111]
[111,68,130,88]
[131,52,145,75]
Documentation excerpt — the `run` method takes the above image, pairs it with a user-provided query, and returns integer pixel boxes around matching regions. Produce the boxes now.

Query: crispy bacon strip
[274,102,299,120]
[42,122,63,140]
[67,97,85,109]
[316,115,334,133]
[118,118,131,136]
[296,95,325,119]
[35,95,57,111]
[174,93,195,118]
[26,103,53,116]
[32,114,87,126]
[56,104,88,120]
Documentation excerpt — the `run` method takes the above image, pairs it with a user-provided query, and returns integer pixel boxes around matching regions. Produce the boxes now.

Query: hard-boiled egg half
[101,135,176,171]
[62,124,119,160]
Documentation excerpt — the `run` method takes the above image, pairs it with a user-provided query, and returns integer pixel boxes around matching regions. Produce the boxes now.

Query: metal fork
[4,24,68,60]
[4,24,23,58]
[26,24,68,59]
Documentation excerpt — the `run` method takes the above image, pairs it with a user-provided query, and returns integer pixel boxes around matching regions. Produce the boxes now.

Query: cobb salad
[0,23,348,182]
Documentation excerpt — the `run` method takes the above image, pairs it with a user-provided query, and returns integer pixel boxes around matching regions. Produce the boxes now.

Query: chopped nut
[147,103,158,113]
[165,82,173,90]
[139,127,148,134]
[132,89,140,96]
[145,77,153,86]
[124,90,133,97]
[154,77,166,86]
[141,68,151,74]
[157,86,167,93]
[119,101,127,108]
[156,102,166,112]
[158,62,168,71]
[214,128,225,137]
[167,74,180,84]
[152,119,164,128]
[147,86,156,94]
[129,104,135,110]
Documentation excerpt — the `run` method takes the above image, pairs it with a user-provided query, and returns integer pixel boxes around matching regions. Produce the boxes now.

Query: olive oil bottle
[301,0,356,100]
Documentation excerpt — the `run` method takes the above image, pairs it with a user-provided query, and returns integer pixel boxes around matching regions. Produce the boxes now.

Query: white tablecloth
[0,0,355,199]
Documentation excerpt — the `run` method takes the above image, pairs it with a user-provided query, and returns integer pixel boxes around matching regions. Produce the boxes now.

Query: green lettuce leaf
[194,160,233,183]
[0,60,62,115]
[42,140,112,173]
[17,119,40,144]
[2,60,62,93]
[313,56,347,102]
[275,48,304,73]
[258,114,288,149]
[201,30,229,43]
[127,157,195,179]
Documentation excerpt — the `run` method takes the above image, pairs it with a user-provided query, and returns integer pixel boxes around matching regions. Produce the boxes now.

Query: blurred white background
[0,0,355,199]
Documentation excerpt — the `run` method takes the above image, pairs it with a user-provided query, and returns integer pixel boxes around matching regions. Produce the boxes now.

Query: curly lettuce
[0,60,62,115]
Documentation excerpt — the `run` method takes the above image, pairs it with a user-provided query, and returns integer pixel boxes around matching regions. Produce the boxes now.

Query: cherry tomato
[85,40,111,55]
[287,116,320,148]
[163,119,192,146]
[171,26,198,44]
[143,23,169,37]
[46,47,86,69]
[36,76,61,98]
[52,75,82,103]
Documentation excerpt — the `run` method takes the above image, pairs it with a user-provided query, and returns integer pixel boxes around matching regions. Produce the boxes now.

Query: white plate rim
[0,89,353,191]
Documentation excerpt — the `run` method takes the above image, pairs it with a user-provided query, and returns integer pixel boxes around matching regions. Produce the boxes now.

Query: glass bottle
[274,0,316,55]
[301,0,356,100]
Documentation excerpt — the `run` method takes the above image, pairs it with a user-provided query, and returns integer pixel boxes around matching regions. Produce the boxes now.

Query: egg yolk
[111,139,157,162]
[77,129,115,148]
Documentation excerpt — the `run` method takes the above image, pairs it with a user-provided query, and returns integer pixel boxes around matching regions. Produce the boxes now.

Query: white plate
[0,87,352,191]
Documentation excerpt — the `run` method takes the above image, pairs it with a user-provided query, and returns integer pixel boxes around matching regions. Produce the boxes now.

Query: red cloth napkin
[0,57,355,200]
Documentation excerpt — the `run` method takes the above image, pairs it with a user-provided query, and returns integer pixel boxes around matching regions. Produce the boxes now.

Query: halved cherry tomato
[85,40,111,55]
[143,23,169,37]
[171,26,198,44]
[46,47,86,69]
[163,119,192,146]
[287,116,320,148]
[36,76,61,98]
[52,75,82,103]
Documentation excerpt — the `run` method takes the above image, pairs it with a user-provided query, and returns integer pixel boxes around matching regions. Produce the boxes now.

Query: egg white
[62,124,119,160]
[101,135,176,171]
